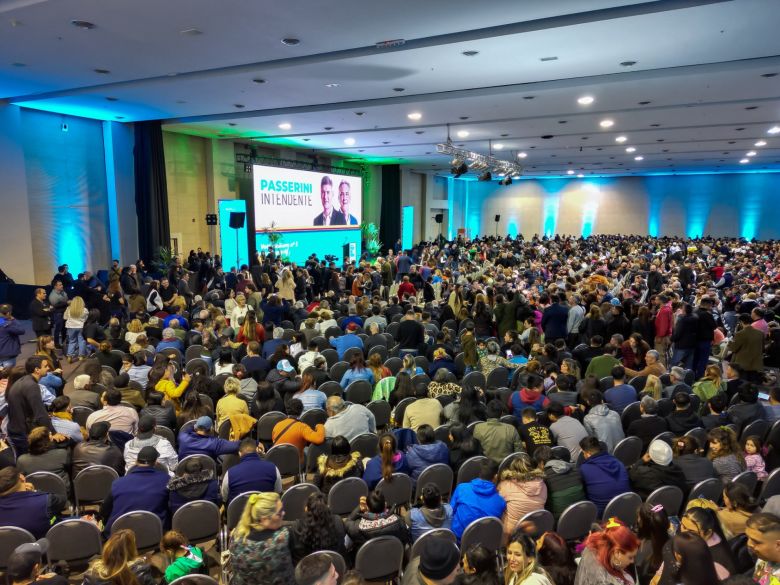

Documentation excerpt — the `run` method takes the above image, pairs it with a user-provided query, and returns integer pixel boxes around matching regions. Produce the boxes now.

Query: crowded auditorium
[2,2,780,585]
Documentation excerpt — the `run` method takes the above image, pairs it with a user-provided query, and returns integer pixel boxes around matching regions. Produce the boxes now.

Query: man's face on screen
[321,183,332,213]
[339,184,350,214]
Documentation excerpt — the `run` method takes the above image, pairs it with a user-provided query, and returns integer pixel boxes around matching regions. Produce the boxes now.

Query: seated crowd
[3,234,780,585]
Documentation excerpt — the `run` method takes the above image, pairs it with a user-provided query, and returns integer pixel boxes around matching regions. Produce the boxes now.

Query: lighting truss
[436,141,522,177]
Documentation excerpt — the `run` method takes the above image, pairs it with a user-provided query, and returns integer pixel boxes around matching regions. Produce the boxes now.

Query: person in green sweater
[584,344,621,379]
[160,531,204,583]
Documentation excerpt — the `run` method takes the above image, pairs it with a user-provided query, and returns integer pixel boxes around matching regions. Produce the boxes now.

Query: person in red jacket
[653,294,673,366]
[397,275,416,301]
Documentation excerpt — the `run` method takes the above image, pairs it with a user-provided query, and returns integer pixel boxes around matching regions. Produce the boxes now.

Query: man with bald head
[324,396,376,442]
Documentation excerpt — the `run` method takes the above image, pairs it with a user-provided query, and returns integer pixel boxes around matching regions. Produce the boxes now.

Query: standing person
[63,296,89,362]
[48,281,69,349]
[6,356,64,455]
[29,289,51,340]
[0,304,25,368]
[654,295,673,367]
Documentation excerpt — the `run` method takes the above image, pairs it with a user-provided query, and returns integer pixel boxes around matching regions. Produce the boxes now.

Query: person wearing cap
[0,467,67,539]
[272,398,325,459]
[6,540,68,585]
[328,322,364,360]
[221,438,282,504]
[628,439,688,500]
[72,421,125,477]
[124,415,178,474]
[265,358,302,396]
[101,445,170,532]
[177,415,240,460]
[400,527,461,585]
[294,554,338,585]
[85,387,139,435]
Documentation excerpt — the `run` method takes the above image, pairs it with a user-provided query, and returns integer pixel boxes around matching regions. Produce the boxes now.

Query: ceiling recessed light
[415,131,424,135]
[252,78,266,84]
[234,103,245,108]
[382,141,390,144]
[638,101,652,105]
[344,138,356,146]
[541,135,554,139]
[115,115,125,120]
[392,87,405,92]
[745,106,759,110]
[281,37,300,46]
[626,147,636,153]
[494,143,504,150]
[566,170,575,175]
[228,123,236,127]
[518,152,527,159]
[577,173,585,178]
[456,130,469,138]
[501,133,509,137]
[540,56,558,62]
[325,83,340,88]
[740,158,750,163]
[768,126,780,134]
[459,116,469,120]
[278,122,291,130]
[650,123,661,127]
[523,96,535,100]
[620,60,637,67]
[71,20,96,29]
[599,119,614,128]
[558,120,568,124]
[179,28,203,36]
[761,73,778,78]
[105,96,118,101]
[615,136,627,143]
[755,140,767,146]
[735,127,746,131]
[747,151,757,156]
[324,126,333,130]
[634,156,644,161]
[462,50,479,57]
[93,68,110,74]
[407,112,422,121]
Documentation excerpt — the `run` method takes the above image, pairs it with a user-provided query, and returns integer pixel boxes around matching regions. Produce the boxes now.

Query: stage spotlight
[451,161,468,177]
[478,170,492,181]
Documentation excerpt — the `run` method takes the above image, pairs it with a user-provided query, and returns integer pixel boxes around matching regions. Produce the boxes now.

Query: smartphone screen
[759,392,770,401]
[506,351,513,359]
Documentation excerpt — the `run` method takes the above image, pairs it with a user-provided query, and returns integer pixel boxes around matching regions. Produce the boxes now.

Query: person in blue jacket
[101,446,170,532]
[578,435,631,516]
[0,466,67,538]
[0,304,25,368]
[450,459,506,540]
[177,416,240,460]
[363,432,411,490]
[406,424,449,481]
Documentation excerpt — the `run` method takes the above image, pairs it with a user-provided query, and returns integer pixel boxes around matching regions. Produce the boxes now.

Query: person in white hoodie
[124,415,178,475]
[582,389,625,453]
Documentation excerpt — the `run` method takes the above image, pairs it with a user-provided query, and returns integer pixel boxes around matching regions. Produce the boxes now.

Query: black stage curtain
[380,165,401,252]
[134,121,170,263]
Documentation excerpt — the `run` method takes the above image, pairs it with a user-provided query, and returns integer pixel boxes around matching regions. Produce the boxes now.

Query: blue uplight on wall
[507,219,518,237]
[580,182,601,237]
[57,225,87,276]
[446,177,455,239]
[740,174,764,240]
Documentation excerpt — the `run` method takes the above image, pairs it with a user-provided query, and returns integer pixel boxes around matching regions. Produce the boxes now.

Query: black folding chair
[327,477,368,516]
[354,535,405,582]
[376,473,414,509]
[557,501,597,542]
[602,492,642,527]
[111,511,163,553]
[646,485,684,516]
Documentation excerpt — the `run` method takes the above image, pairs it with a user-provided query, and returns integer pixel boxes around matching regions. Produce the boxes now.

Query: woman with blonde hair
[230,293,252,328]
[641,374,664,400]
[229,492,295,585]
[505,531,553,585]
[317,309,338,332]
[276,269,296,303]
[693,364,727,407]
[125,319,145,345]
[83,528,157,585]
[64,295,89,361]
[216,376,249,428]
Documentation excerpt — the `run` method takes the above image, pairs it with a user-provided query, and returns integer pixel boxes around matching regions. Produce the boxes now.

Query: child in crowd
[743,435,768,480]
[160,530,204,583]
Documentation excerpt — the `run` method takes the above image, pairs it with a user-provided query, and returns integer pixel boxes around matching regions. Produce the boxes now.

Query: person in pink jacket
[496,452,548,541]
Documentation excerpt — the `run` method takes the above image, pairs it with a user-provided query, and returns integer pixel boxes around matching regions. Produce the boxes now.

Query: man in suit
[728,313,765,382]
[337,180,358,225]
[313,176,345,226]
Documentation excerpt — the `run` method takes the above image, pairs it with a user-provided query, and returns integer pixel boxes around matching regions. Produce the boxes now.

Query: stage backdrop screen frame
[252,165,362,230]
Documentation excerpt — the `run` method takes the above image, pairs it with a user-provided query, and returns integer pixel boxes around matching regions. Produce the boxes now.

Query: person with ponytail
[229,492,295,585]
[504,531,553,585]
[574,518,640,585]
[362,432,411,490]
[83,529,158,585]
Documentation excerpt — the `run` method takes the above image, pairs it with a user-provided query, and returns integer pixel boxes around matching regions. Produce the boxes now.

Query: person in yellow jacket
[150,364,191,410]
